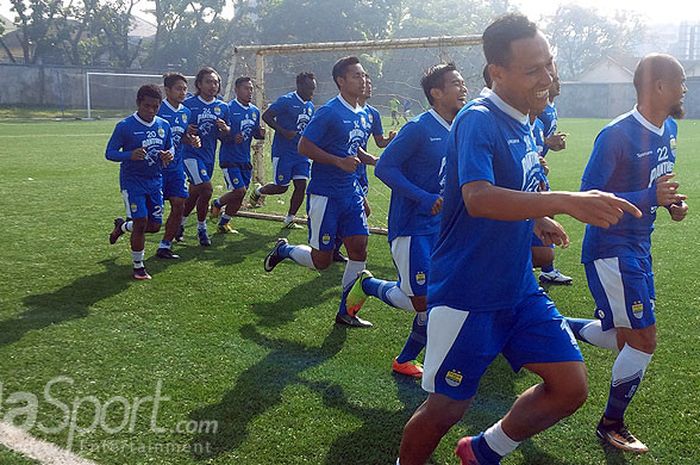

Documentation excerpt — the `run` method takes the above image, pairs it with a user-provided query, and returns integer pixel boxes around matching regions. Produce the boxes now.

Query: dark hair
[421,63,458,105]
[296,71,316,87]
[137,84,162,102]
[332,56,360,89]
[194,67,221,95]
[482,64,492,88]
[163,72,187,89]
[483,13,538,67]
[235,76,253,88]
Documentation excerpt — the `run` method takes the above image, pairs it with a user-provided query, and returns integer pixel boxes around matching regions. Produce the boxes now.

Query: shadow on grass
[1,258,130,346]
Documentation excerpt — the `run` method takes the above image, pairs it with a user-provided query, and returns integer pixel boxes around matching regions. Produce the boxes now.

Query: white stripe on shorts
[308,194,328,250]
[222,168,234,191]
[183,158,203,185]
[390,236,414,296]
[593,257,631,328]
[272,157,288,186]
[121,189,131,218]
[422,305,470,393]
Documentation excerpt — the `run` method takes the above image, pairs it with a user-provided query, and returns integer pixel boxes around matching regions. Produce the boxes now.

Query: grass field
[0,116,699,465]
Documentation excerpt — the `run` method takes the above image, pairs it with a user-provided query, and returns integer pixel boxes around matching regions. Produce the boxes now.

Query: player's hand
[545,132,567,151]
[186,124,198,135]
[131,147,146,161]
[668,200,688,222]
[534,216,569,248]
[564,190,642,228]
[159,150,174,166]
[234,132,245,144]
[215,118,230,134]
[283,129,297,140]
[539,156,550,176]
[336,156,360,173]
[258,127,266,139]
[387,130,397,142]
[363,197,371,218]
[186,134,202,148]
[431,196,443,216]
[655,173,686,207]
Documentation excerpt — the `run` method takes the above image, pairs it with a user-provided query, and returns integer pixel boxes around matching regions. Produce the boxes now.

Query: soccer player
[154,73,201,259]
[263,56,374,328]
[181,67,231,246]
[397,15,642,465]
[106,84,174,280]
[248,72,316,229]
[210,76,265,233]
[538,70,567,155]
[565,54,688,454]
[345,63,466,378]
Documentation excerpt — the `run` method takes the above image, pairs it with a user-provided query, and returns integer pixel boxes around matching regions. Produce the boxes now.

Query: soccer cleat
[132,267,152,280]
[455,436,491,465]
[209,200,222,219]
[198,229,211,247]
[596,419,649,454]
[539,269,573,285]
[175,225,185,242]
[264,238,288,272]
[156,247,180,259]
[335,312,373,328]
[248,183,264,208]
[392,358,423,378]
[109,217,126,244]
[217,223,239,234]
[332,249,348,263]
[344,270,372,318]
[282,220,304,230]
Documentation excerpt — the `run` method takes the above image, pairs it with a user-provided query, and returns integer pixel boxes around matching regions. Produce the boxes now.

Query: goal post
[226,35,485,233]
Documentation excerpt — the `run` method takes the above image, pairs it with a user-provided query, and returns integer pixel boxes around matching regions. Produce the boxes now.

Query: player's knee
[621,327,657,354]
[146,222,161,233]
[410,296,427,312]
[234,188,247,199]
[551,372,588,415]
[201,183,213,196]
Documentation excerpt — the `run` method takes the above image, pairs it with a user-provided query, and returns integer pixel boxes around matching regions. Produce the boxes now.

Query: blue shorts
[183,158,213,185]
[272,156,310,186]
[390,234,437,297]
[584,256,656,331]
[307,192,369,251]
[222,166,252,191]
[121,188,163,223]
[162,168,189,199]
[422,291,583,400]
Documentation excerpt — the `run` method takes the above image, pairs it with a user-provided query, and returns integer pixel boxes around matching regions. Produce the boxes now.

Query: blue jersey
[157,100,190,172]
[537,102,557,156]
[219,99,262,166]
[375,109,450,241]
[268,91,314,158]
[581,108,678,263]
[105,113,173,192]
[429,94,545,312]
[530,118,550,191]
[302,95,367,197]
[182,95,230,166]
[356,104,384,183]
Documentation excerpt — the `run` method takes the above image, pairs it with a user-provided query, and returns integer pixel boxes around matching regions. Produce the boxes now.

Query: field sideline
[0,117,699,465]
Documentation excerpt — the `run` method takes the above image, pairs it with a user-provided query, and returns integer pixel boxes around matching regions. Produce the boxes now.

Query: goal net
[225,35,485,234]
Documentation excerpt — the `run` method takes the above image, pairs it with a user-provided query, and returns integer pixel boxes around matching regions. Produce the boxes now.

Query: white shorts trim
[292,175,309,180]
[391,236,414,296]
[594,257,630,328]
[422,306,470,394]
[183,158,203,185]
[308,194,328,250]
[121,189,131,219]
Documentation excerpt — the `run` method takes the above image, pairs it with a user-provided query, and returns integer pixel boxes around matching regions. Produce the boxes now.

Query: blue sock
[361,277,398,308]
[541,263,554,272]
[277,242,293,259]
[159,240,172,249]
[565,317,595,343]
[603,345,651,421]
[473,433,502,465]
[218,214,231,226]
[396,313,427,363]
[213,198,222,208]
[605,375,643,421]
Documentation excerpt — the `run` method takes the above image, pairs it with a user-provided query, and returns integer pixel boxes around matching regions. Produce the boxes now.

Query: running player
[106,84,174,280]
[248,72,316,229]
[210,76,265,233]
[397,14,641,465]
[566,53,688,454]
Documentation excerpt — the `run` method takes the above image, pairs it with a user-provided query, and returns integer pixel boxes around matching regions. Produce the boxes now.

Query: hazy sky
[1,0,698,26]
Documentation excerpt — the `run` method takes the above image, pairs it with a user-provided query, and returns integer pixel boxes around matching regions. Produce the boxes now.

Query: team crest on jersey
[596,308,605,320]
[130,203,137,212]
[445,370,462,387]
[631,301,644,318]
[157,127,165,138]
[322,233,331,245]
[278,174,284,181]
[182,113,188,123]
[415,271,426,286]
[214,106,222,116]
[200,169,207,175]
[367,112,374,124]
[233,177,239,184]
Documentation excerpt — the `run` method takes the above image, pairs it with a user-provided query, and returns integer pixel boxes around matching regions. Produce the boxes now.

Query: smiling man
[396,14,642,465]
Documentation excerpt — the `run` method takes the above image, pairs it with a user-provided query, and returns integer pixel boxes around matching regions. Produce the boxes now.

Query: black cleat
[156,248,180,259]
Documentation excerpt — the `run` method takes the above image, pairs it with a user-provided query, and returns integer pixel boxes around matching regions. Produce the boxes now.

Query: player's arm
[262,105,296,140]
[159,125,174,167]
[105,122,139,162]
[370,111,395,148]
[298,136,358,173]
[357,147,377,166]
[253,112,265,140]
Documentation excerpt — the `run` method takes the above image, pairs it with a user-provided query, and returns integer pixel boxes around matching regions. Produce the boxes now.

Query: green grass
[0,117,699,465]
[0,446,38,465]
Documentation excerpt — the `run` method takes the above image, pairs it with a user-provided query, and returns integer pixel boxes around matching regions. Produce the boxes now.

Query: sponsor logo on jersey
[445,370,463,387]
[429,137,442,142]
[596,308,606,320]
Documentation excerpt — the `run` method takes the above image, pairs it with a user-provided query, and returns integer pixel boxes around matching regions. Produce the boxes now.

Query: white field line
[0,422,100,465]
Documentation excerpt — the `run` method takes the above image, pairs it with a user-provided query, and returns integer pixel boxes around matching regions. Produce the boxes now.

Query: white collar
[428,108,452,131]
[486,91,528,125]
[479,87,492,97]
[338,94,363,114]
[293,91,305,104]
[632,106,665,136]
[133,112,155,127]
[163,99,183,113]
[197,95,216,105]
[233,98,250,110]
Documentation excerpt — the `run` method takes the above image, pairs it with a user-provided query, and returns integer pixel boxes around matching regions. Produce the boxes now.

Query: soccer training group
[104,13,688,465]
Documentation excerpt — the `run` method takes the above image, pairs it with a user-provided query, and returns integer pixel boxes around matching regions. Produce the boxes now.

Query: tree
[545,5,645,80]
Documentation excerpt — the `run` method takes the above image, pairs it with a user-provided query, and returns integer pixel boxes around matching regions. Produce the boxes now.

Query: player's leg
[181,158,213,245]
[532,234,571,285]
[250,157,288,208]
[110,190,136,244]
[283,167,309,229]
[214,167,249,234]
[158,197,185,259]
[126,192,157,280]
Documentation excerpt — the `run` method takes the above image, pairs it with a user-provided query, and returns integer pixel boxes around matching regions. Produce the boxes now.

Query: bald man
[566,54,688,453]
